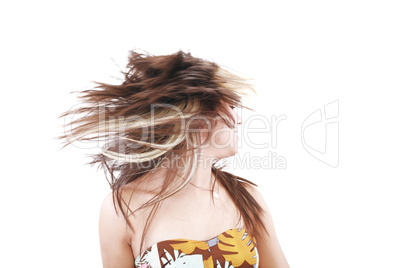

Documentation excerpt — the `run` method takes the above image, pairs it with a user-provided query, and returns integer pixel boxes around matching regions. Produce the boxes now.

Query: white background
[1,1,401,267]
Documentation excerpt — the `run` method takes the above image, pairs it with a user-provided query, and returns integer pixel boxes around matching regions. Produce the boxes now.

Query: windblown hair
[56,49,268,254]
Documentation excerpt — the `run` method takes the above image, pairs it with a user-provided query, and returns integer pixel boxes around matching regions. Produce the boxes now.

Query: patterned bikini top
[134,227,259,268]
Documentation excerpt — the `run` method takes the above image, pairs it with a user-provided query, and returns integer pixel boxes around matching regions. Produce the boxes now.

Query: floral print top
[134,227,259,268]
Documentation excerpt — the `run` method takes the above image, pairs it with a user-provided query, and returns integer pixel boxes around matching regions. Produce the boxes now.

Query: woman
[57,49,289,267]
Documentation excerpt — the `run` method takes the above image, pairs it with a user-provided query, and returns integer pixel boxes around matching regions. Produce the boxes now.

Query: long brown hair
[56,49,269,254]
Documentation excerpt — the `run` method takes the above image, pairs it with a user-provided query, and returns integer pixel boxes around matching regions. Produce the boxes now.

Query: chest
[129,191,244,259]
[134,227,259,268]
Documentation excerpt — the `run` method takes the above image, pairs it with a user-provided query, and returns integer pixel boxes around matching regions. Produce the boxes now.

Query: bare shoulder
[99,192,128,229]
[99,192,135,268]
[100,192,118,215]
[243,183,290,267]
[242,182,274,232]
[243,182,259,195]
[243,183,268,210]
[99,188,140,240]
[99,191,131,245]
[243,181,260,194]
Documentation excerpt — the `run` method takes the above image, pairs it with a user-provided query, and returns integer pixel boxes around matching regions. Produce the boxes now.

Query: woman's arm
[246,184,290,268]
[99,192,135,268]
